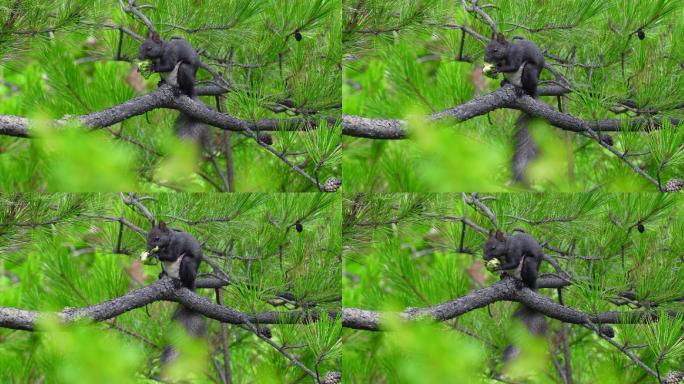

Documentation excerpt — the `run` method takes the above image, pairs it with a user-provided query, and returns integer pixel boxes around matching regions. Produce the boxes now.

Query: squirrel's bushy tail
[511,112,539,184]
[160,305,207,365]
[502,303,548,362]
[174,109,209,146]
[174,96,209,148]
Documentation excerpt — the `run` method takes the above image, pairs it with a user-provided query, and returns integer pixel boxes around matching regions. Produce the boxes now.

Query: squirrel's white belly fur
[503,62,526,88]
[503,255,525,280]
[159,61,183,87]
[162,254,184,279]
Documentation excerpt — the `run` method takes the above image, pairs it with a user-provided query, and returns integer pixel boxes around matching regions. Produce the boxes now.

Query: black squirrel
[483,229,543,289]
[138,32,199,96]
[484,33,545,184]
[146,221,203,290]
[138,32,209,147]
[146,221,207,364]
[483,229,547,361]
[484,230,614,360]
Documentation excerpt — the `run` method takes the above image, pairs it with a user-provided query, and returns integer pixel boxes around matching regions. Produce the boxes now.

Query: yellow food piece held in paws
[485,258,500,272]
[140,246,160,265]
[483,62,499,79]
[138,60,154,79]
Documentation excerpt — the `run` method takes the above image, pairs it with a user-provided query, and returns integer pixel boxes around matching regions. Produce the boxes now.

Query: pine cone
[322,177,341,192]
[257,133,273,145]
[665,371,684,384]
[664,178,683,192]
[322,371,342,384]
[256,325,272,339]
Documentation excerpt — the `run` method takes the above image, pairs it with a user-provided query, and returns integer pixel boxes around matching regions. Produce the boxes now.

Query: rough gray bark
[341,277,675,331]
[0,85,337,138]
[341,85,681,140]
[0,275,673,333]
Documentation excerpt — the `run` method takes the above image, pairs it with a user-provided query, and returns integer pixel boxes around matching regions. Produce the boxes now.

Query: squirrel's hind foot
[514,87,525,97]
[171,278,183,289]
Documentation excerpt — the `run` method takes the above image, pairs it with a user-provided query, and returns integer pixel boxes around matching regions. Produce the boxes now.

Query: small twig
[119,0,156,33]
[216,289,233,384]
[241,318,319,380]
[463,193,497,227]
[114,194,126,254]
[123,193,155,224]
[80,214,146,235]
[584,320,659,379]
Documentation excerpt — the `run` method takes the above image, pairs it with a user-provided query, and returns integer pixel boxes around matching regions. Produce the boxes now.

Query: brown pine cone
[664,178,683,192]
[322,177,341,192]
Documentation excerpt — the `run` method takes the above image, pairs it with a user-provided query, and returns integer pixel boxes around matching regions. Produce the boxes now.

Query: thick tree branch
[1,276,675,339]
[343,85,674,187]
[0,278,336,331]
[341,277,677,331]
[341,85,570,139]
[342,85,681,140]
[0,85,334,138]
[1,85,339,188]
[0,279,172,331]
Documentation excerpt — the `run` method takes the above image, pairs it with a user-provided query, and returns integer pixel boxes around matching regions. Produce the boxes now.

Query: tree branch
[0,85,338,188]
[0,85,334,138]
[342,85,680,140]
[341,277,677,331]
[0,278,337,331]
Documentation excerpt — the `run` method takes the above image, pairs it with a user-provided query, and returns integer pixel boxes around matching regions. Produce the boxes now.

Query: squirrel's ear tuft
[496,33,507,44]
[488,229,495,237]
[151,31,162,43]
[495,230,505,241]
[158,221,168,231]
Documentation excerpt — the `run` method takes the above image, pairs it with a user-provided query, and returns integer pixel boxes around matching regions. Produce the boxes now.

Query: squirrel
[138,32,199,96]
[483,229,543,289]
[483,229,614,360]
[484,33,545,184]
[146,221,207,364]
[138,32,209,148]
[483,229,547,361]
